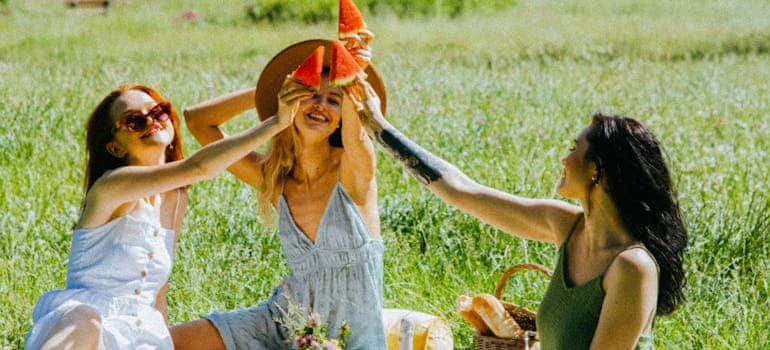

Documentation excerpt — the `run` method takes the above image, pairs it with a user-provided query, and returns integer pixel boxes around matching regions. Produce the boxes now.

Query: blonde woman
[172,39,390,350]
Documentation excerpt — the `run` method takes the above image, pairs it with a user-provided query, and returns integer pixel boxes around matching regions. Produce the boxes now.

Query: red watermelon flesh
[291,46,325,91]
[338,0,366,38]
[330,40,365,87]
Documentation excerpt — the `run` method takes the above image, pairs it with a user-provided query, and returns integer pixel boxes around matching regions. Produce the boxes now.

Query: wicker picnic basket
[474,263,552,350]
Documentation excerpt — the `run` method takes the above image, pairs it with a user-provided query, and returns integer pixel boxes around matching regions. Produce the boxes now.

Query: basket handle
[494,263,553,299]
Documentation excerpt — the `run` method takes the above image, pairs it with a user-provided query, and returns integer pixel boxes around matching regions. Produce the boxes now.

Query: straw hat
[255,39,387,121]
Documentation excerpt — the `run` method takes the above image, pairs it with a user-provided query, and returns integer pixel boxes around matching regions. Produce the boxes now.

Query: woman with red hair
[25,83,302,350]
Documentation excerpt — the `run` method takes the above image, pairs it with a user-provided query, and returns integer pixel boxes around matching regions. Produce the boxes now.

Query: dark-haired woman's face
[107,90,175,161]
[557,126,597,199]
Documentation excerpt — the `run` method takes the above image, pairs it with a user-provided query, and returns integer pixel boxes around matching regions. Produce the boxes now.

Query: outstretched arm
[80,84,308,229]
[349,78,581,244]
[184,87,264,188]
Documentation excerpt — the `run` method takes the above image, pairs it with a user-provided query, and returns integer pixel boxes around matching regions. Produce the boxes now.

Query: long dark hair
[84,84,185,192]
[585,113,687,316]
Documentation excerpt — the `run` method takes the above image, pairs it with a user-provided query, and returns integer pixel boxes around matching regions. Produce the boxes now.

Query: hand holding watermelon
[339,0,373,68]
[276,77,313,126]
[344,29,373,69]
[345,76,382,120]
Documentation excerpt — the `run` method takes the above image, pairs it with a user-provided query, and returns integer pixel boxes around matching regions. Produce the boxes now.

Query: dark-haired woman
[349,79,687,349]
[24,83,301,350]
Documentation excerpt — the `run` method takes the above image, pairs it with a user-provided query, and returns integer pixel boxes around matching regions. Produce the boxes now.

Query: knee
[65,305,101,332]
[41,306,102,350]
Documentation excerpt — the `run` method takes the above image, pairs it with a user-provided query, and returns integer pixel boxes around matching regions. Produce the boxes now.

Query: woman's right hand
[277,76,313,127]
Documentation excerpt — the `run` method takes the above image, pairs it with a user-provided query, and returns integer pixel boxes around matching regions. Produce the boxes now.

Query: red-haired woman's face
[556,126,597,199]
[294,74,343,142]
[107,90,175,161]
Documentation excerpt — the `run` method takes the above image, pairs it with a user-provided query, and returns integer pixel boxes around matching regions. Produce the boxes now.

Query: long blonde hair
[257,125,303,221]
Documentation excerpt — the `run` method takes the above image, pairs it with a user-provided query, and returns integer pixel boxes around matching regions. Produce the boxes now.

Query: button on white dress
[25,215,175,349]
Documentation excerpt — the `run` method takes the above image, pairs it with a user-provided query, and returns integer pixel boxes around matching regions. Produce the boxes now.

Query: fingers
[342,89,364,113]
[358,29,375,45]
[355,76,378,100]
[344,87,365,112]
[343,29,374,49]
[278,77,313,104]
[280,90,313,104]
[348,47,372,61]
[280,75,312,92]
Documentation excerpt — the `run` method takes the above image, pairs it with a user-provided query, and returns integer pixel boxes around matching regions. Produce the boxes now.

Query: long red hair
[83,84,185,192]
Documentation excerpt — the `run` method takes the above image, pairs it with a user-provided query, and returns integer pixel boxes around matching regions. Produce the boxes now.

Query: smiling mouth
[305,111,329,123]
[141,126,164,138]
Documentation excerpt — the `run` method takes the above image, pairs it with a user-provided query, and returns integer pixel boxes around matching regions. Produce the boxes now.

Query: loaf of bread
[471,293,522,339]
[456,295,491,335]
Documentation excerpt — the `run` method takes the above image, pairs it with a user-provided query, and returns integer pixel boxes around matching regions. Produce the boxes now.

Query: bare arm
[590,249,658,349]
[339,88,376,205]
[352,78,581,243]
[183,87,264,188]
[79,115,289,229]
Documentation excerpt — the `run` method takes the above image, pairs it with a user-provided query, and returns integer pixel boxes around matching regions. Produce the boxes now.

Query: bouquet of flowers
[290,312,351,350]
[279,296,352,350]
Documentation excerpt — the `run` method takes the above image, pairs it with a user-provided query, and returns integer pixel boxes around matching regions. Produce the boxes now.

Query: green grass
[2,0,769,348]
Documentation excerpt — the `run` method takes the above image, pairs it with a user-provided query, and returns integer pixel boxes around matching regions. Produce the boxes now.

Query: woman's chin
[555,179,569,198]
[296,124,336,142]
[141,132,173,148]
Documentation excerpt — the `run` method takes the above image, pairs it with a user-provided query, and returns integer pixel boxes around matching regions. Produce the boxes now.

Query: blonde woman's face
[294,75,343,141]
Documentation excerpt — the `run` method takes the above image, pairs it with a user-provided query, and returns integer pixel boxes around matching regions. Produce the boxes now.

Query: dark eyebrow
[329,91,344,98]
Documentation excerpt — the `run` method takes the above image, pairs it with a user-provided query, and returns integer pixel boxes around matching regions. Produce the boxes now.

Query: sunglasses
[113,101,171,133]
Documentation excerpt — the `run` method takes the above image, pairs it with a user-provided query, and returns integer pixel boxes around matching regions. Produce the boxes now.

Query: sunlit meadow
[1,1,768,348]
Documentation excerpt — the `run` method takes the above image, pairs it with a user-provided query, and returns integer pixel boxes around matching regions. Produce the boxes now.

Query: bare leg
[171,318,226,350]
[40,305,101,350]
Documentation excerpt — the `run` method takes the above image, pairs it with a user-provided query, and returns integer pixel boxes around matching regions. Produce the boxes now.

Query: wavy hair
[585,113,687,315]
[84,84,185,192]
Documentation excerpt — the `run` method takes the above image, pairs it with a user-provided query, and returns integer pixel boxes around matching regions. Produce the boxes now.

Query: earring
[591,174,598,184]
[106,143,126,158]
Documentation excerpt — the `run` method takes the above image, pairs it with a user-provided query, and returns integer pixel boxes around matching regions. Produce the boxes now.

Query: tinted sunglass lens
[150,105,170,122]
[125,116,147,132]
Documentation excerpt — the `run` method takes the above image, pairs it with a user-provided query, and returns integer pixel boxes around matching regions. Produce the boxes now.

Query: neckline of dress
[279,182,341,247]
[75,214,174,233]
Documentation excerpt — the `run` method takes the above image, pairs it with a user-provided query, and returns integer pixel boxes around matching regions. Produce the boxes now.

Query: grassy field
[2,0,769,348]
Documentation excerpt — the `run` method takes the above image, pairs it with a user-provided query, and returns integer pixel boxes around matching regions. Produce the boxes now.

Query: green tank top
[536,217,655,349]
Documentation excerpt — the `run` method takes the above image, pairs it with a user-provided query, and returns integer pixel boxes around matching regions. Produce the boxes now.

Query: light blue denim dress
[206,181,386,349]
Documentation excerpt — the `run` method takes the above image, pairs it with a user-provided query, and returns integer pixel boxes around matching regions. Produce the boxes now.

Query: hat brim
[255,39,387,121]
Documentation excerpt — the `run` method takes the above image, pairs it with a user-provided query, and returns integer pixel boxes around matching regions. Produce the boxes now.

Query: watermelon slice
[338,0,366,39]
[291,46,325,91]
[330,40,365,87]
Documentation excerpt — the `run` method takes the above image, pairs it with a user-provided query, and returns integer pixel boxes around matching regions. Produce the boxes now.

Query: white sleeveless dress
[25,215,175,349]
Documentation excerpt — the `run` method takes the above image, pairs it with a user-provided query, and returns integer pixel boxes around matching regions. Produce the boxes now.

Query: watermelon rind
[330,71,367,88]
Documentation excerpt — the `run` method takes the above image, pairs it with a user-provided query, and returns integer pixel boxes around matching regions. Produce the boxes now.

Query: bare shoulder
[606,247,658,288]
[550,204,584,247]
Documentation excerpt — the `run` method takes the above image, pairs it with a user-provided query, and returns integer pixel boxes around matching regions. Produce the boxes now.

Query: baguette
[471,293,523,339]
[456,295,491,335]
